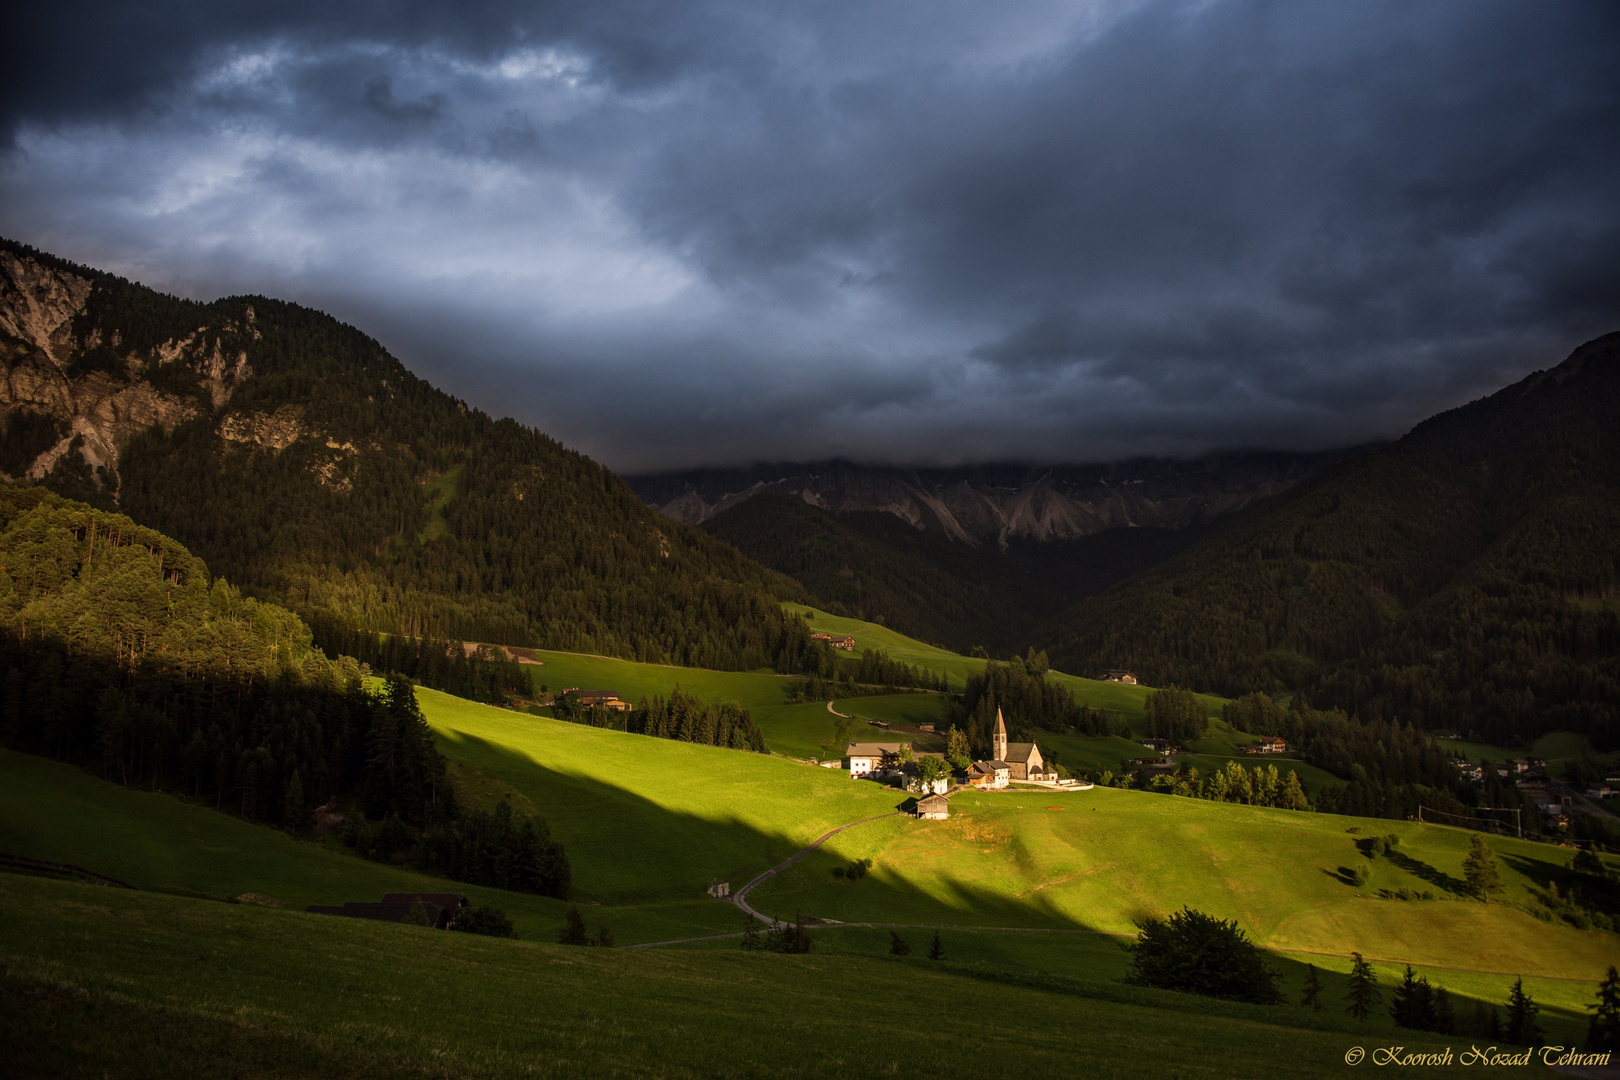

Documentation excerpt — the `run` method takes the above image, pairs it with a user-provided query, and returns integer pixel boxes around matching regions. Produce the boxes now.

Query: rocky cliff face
[0,247,265,493]
[627,451,1361,546]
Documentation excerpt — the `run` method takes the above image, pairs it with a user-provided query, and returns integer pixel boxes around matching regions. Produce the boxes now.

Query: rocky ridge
[627,452,1359,547]
[0,247,321,493]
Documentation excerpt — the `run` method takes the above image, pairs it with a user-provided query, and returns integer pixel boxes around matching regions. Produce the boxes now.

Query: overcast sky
[3,1,1616,472]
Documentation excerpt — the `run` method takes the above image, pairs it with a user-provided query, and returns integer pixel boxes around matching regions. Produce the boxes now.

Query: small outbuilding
[916,794,950,820]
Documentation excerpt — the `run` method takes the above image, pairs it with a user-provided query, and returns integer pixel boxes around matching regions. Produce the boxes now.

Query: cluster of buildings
[1450,755,1545,783]
[561,689,632,712]
[1242,736,1288,754]
[844,711,1078,819]
[811,632,857,651]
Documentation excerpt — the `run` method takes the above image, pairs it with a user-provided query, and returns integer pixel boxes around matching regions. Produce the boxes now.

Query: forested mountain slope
[0,238,813,669]
[704,492,1194,654]
[0,484,444,827]
[1046,333,1620,750]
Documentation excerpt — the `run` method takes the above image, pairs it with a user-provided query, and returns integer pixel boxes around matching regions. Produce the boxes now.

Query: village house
[844,742,909,779]
[901,752,951,795]
[563,689,632,711]
[1103,670,1138,684]
[966,760,1010,789]
[916,793,950,820]
[1244,736,1287,754]
[811,632,857,651]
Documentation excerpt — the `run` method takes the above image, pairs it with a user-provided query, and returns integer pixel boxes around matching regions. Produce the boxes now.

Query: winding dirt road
[729,811,903,925]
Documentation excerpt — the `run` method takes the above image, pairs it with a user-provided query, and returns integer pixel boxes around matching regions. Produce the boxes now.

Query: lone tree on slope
[1300,965,1324,1011]
[1463,834,1502,903]
[1345,953,1382,1021]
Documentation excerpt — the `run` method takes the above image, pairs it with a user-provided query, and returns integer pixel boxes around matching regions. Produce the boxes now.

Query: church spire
[993,708,1007,763]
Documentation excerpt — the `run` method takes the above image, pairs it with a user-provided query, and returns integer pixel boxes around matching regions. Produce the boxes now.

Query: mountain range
[626,453,1354,545]
[3,234,1615,751]
[0,237,811,672]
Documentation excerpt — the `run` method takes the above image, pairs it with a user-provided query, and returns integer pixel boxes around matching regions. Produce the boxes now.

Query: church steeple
[993,708,1007,763]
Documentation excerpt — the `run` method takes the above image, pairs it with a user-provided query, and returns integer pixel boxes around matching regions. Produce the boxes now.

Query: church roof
[1003,742,1040,762]
[994,709,1007,736]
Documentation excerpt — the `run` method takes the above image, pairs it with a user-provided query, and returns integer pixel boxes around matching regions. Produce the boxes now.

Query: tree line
[0,483,572,897]
[552,685,769,753]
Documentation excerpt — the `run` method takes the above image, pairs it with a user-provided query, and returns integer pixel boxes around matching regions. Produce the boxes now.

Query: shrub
[1124,907,1281,1004]
[453,904,515,938]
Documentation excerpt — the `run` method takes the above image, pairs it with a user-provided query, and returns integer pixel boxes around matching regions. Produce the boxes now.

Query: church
[968,709,1055,785]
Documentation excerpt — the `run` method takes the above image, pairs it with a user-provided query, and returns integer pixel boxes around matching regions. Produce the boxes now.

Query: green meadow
[4,872,1522,1080]
[521,612,1224,772]
[0,748,725,945]
[420,689,903,904]
[3,680,1616,1071]
[783,600,1230,722]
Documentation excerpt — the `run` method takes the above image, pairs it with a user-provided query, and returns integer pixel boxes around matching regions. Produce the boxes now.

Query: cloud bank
[3,0,1617,471]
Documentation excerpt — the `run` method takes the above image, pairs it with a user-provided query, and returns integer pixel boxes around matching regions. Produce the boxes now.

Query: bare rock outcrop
[0,249,256,490]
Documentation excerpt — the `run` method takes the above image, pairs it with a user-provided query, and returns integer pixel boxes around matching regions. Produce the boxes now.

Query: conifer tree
[1433,987,1457,1036]
[1390,965,1437,1031]
[1279,770,1311,810]
[740,919,763,951]
[889,931,910,956]
[1586,966,1620,1052]
[1464,834,1502,903]
[1300,964,1324,1011]
[1504,978,1542,1046]
[1345,953,1382,1021]
[928,931,945,961]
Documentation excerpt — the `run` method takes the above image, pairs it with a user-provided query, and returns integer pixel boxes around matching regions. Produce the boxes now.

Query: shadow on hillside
[428,726,1598,1042]
[433,727,1113,936]
[1385,850,1466,896]
[1498,852,1576,893]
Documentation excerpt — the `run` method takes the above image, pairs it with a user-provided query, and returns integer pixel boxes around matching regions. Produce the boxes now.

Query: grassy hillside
[420,689,904,904]
[748,785,1614,1028]
[4,873,1514,1080]
[0,748,730,944]
[521,648,912,759]
[4,682,1613,1059]
[521,616,1223,771]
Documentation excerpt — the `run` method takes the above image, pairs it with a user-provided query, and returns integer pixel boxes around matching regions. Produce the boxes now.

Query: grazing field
[420,689,902,904]
[521,648,924,758]
[747,784,1616,1030]
[785,602,1231,721]
[525,614,1241,769]
[0,873,1522,1080]
[0,748,729,945]
[524,649,795,707]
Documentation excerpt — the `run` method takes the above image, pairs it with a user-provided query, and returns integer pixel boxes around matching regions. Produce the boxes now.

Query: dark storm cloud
[2,0,1617,471]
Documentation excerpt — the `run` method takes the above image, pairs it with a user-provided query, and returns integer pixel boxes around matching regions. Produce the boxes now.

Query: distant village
[841,710,1090,820]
